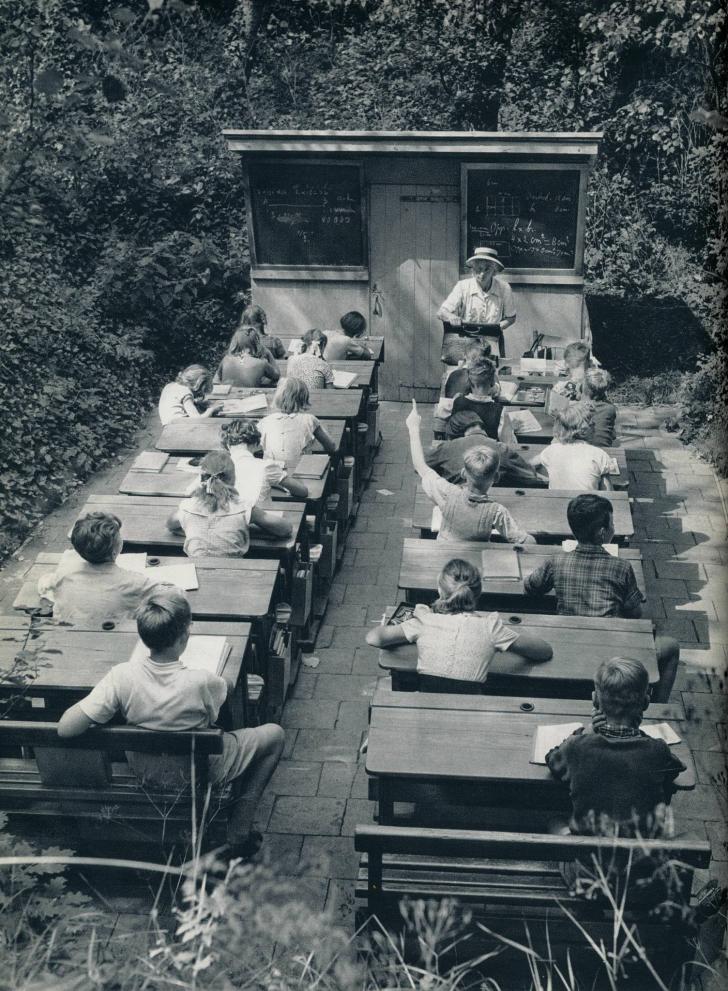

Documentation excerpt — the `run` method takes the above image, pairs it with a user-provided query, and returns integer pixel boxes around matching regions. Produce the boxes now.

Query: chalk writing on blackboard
[249,163,365,267]
[466,169,580,270]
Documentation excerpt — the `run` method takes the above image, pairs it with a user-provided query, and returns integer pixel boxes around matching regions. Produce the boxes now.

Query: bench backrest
[0,720,224,788]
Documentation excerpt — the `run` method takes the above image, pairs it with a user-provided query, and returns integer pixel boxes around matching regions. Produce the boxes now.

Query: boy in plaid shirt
[523,494,679,702]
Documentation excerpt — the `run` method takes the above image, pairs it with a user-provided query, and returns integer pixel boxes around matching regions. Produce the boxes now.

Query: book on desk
[128,635,231,676]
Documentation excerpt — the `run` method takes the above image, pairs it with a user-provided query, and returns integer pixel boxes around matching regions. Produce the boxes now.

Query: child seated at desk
[221,419,309,508]
[158,365,223,426]
[167,451,292,558]
[38,512,161,625]
[406,400,535,544]
[325,310,373,360]
[258,377,337,471]
[552,341,593,401]
[366,558,552,688]
[523,494,680,702]
[546,657,685,840]
[425,412,544,488]
[532,405,613,490]
[448,358,504,440]
[286,329,334,390]
[443,341,493,400]
[215,329,280,388]
[580,368,617,448]
[57,587,285,860]
[240,304,286,359]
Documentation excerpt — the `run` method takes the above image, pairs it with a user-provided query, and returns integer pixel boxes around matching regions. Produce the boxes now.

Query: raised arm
[405,400,429,480]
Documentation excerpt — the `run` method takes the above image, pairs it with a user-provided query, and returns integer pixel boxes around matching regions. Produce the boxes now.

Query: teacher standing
[437,246,516,365]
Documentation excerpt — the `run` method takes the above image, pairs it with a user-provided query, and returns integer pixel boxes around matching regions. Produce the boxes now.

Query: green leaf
[35,68,63,95]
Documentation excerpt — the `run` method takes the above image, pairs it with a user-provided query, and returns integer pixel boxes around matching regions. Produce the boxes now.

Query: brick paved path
[1,402,726,930]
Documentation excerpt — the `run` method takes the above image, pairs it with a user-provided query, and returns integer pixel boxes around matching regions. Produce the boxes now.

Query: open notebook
[531,721,681,764]
[505,409,543,435]
[146,562,199,591]
[480,547,521,579]
[497,380,520,403]
[223,394,268,415]
[332,370,357,389]
[128,636,231,676]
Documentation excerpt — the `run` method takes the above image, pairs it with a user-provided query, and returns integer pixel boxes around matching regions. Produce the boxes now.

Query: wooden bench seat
[355,825,711,984]
[0,721,231,852]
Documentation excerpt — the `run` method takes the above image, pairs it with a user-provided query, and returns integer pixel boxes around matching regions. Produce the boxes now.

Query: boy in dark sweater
[580,368,617,448]
[448,358,503,439]
[546,657,686,837]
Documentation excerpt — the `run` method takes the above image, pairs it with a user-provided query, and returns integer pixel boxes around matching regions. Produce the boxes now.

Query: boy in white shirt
[532,406,613,491]
[58,588,285,860]
[38,512,160,625]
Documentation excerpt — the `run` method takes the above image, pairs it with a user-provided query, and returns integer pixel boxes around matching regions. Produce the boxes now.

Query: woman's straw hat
[466,246,504,270]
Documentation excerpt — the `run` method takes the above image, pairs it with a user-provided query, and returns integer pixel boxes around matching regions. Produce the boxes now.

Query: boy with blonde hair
[546,656,685,836]
[406,401,534,544]
[531,405,613,490]
[58,587,284,859]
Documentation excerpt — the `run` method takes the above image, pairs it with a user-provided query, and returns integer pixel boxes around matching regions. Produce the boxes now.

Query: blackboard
[465,168,580,270]
[249,162,365,267]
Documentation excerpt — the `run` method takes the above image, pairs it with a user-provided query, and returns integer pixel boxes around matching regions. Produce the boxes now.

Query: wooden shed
[223,130,602,402]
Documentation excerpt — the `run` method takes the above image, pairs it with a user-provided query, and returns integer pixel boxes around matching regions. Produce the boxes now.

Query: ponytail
[193,451,238,512]
[431,558,482,615]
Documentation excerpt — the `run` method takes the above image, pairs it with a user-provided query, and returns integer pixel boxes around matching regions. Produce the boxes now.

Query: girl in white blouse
[366,558,552,688]
[258,377,337,471]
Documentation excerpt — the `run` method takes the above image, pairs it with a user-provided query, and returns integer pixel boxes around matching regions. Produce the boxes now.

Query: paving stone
[269,760,322,797]
[343,583,399,606]
[330,626,371,647]
[346,530,387,549]
[257,832,304,874]
[351,646,382,675]
[337,700,370,730]
[314,625,335,648]
[671,784,724,821]
[300,834,360,879]
[282,699,339,729]
[290,672,317,699]
[336,566,382,585]
[275,875,330,911]
[653,560,707,581]
[322,604,369,627]
[341,798,377,836]
[318,761,358,797]
[691,750,728,788]
[308,648,354,674]
[292,727,366,762]
[351,764,371,799]
[325,878,356,926]
[312,673,377,701]
[254,790,275,831]
[705,821,728,861]
[682,694,728,723]
[268,796,346,835]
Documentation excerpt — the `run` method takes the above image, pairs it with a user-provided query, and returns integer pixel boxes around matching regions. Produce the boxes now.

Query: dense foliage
[1,0,726,558]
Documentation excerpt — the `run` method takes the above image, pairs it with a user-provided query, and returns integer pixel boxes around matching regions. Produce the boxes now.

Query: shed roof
[223,129,602,158]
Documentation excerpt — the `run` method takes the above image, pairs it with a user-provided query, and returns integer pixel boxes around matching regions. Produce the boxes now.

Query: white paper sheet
[642,722,681,745]
[332,370,357,389]
[147,562,199,591]
[531,722,584,764]
[507,409,543,435]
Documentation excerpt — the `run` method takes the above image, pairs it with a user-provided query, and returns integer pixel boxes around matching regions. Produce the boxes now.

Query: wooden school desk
[119,454,331,533]
[12,552,280,627]
[0,614,252,729]
[398,538,647,608]
[439,367,550,409]
[278,333,385,365]
[515,444,629,490]
[377,610,658,697]
[412,486,634,543]
[210,386,364,429]
[73,495,308,579]
[274,360,377,394]
[365,688,695,825]
[500,408,555,443]
[498,359,562,384]
[156,417,347,462]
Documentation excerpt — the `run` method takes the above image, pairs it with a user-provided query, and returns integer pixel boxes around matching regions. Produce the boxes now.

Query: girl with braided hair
[366,558,552,690]
[166,451,291,558]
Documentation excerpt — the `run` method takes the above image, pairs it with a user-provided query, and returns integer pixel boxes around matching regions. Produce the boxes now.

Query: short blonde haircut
[583,368,612,401]
[554,405,595,444]
[463,445,500,487]
[274,377,310,414]
[563,341,591,370]
[595,657,649,722]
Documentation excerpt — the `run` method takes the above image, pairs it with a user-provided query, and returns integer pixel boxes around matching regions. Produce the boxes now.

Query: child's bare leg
[653,636,680,703]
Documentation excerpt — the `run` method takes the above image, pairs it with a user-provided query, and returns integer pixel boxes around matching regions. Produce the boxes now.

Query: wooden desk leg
[377,781,394,825]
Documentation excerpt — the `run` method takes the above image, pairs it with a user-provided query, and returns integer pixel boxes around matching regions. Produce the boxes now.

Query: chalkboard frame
[460,163,588,280]
[244,158,369,280]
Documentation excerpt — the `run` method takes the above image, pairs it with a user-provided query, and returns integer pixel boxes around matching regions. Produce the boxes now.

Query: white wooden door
[369,184,460,402]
